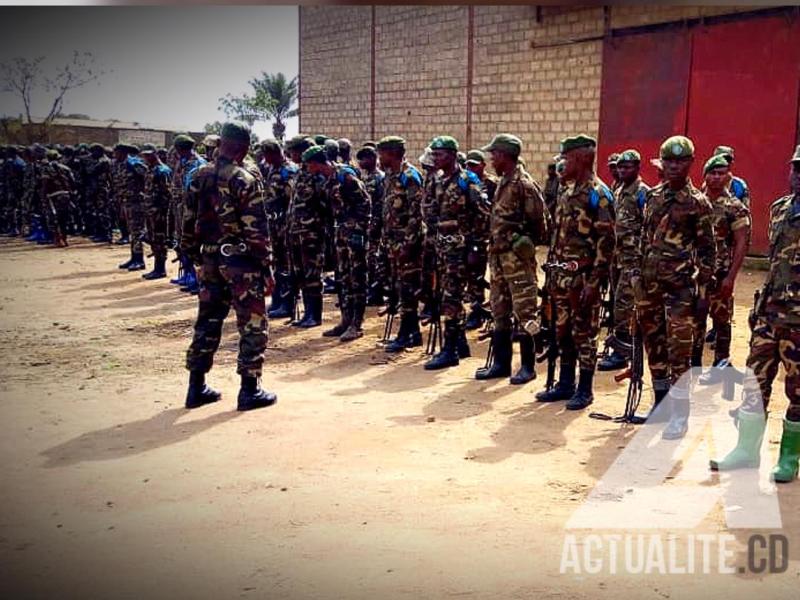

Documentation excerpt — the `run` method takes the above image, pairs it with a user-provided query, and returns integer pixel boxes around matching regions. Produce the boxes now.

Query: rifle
[535,267,558,392]
[378,271,398,343]
[597,281,614,361]
[477,306,495,370]
[423,275,442,356]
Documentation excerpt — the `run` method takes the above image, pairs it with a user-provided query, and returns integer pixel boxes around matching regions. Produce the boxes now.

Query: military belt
[200,242,249,257]
[437,233,465,244]
[543,260,589,273]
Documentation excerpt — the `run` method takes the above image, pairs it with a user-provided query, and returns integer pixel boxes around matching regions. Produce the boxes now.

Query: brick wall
[299,5,768,179]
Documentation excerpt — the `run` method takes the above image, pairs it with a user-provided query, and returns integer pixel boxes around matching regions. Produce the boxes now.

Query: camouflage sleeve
[403,177,423,246]
[587,195,616,290]
[730,198,751,233]
[694,198,716,287]
[522,179,549,246]
[230,171,272,270]
[180,171,201,263]
[368,183,383,243]
[463,181,486,238]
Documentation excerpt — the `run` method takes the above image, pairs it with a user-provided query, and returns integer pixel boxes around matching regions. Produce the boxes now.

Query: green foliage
[219,72,298,141]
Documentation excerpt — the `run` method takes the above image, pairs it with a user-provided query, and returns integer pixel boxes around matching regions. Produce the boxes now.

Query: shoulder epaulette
[636,188,647,209]
[589,182,614,210]
[280,164,298,181]
[337,165,359,185]
[730,177,747,199]
[399,165,422,188]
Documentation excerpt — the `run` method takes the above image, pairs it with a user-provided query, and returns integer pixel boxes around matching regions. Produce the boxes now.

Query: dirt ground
[0,237,798,600]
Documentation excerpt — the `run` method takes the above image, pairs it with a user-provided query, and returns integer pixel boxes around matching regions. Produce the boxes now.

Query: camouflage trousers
[45,192,72,240]
[387,240,422,316]
[550,272,601,372]
[367,238,390,295]
[336,227,368,320]
[466,240,489,307]
[89,190,112,237]
[268,216,290,277]
[740,317,800,421]
[488,250,538,335]
[637,275,695,384]
[693,287,734,364]
[289,230,324,294]
[612,267,636,349]
[420,237,437,307]
[186,254,268,377]
[123,198,145,254]
[169,196,183,244]
[436,241,468,322]
[145,207,168,261]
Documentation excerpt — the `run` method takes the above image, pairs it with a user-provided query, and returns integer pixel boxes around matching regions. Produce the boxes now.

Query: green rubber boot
[771,418,800,483]
[709,409,766,471]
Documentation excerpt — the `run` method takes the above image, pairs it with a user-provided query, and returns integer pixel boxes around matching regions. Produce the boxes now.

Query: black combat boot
[298,292,323,328]
[269,276,296,319]
[340,302,365,342]
[598,349,628,372]
[510,333,536,385]
[366,283,384,307]
[127,252,146,271]
[267,273,285,315]
[323,308,350,337]
[424,321,460,371]
[457,327,471,359]
[475,329,512,380]
[237,375,277,411]
[386,312,422,353]
[118,251,136,269]
[464,304,486,331]
[142,256,167,280]
[185,371,221,409]
[535,362,576,402]
[566,369,595,410]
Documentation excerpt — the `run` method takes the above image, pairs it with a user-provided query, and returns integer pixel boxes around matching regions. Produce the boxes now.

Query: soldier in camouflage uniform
[285,134,328,328]
[598,149,650,372]
[358,145,387,307]
[110,145,129,245]
[170,135,206,292]
[632,135,716,440]
[536,135,616,410]
[2,146,25,236]
[418,146,439,321]
[423,135,487,371]
[304,145,371,342]
[23,145,51,243]
[710,145,800,483]
[116,145,148,271]
[475,134,549,385]
[39,149,75,248]
[83,144,114,242]
[261,140,298,320]
[464,149,497,331]
[543,159,560,225]
[140,144,173,280]
[377,136,425,353]
[693,154,750,382]
[181,121,276,412]
[712,145,750,207]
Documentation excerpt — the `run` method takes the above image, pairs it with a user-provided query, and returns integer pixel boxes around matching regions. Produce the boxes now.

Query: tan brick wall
[299,5,767,178]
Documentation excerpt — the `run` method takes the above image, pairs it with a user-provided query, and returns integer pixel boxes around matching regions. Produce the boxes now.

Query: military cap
[376,136,406,151]
[703,154,729,174]
[140,143,157,155]
[301,145,327,164]
[418,147,435,168]
[482,134,523,157]
[45,149,60,160]
[285,135,313,152]
[324,138,339,152]
[465,150,486,164]
[173,134,195,149]
[202,134,220,148]
[607,152,620,165]
[660,135,695,159]
[31,144,46,156]
[559,134,596,154]
[430,135,459,152]
[617,149,641,164]
[356,145,377,160]
[362,140,377,148]
[220,121,251,144]
[260,139,281,153]
[713,145,734,161]
[337,138,352,149]
[77,143,89,151]
[313,134,328,146]
[791,144,800,164]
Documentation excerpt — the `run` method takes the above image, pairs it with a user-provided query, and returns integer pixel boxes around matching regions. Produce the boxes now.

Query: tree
[204,121,223,135]
[219,72,298,141]
[0,52,106,141]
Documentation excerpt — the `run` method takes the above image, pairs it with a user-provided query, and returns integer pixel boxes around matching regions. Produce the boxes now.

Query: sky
[0,6,299,140]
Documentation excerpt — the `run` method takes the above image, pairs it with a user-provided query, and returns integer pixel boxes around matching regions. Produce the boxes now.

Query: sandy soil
[0,237,798,600]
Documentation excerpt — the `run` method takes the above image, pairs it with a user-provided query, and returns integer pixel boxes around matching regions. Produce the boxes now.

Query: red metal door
[597,26,692,186]
[685,14,800,254]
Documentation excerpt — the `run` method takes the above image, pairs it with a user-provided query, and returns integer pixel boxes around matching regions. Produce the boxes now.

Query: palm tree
[219,72,298,141]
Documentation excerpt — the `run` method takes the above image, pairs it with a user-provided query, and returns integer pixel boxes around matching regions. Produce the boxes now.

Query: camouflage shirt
[640,180,715,286]
[2,156,25,204]
[123,156,148,205]
[111,159,127,201]
[432,165,487,242]
[727,174,750,208]
[362,167,385,244]
[550,176,616,290]
[84,156,112,200]
[172,151,206,202]
[181,156,271,270]
[472,173,497,243]
[263,159,298,220]
[144,163,173,215]
[613,176,650,270]
[327,164,370,233]
[707,189,750,275]
[381,160,423,248]
[489,163,548,254]
[420,169,439,242]
[39,160,74,199]
[760,193,800,325]
[287,165,328,234]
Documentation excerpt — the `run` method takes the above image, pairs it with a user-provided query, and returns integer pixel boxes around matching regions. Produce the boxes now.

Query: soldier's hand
[511,233,536,263]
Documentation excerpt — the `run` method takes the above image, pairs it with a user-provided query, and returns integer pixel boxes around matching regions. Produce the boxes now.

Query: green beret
[791,144,800,164]
[660,135,695,159]
[465,149,486,164]
[607,153,620,165]
[46,149,60,160]
[617,149,641,164]
[173,134,195,150]
[337,138,352,149]
[559,134,597,154]
[704,154,730,175]
[88,143,104,153]
[260,139,281,153]
[285,135,313,152]
[220,121,252,144]
[482,134,523,157]
[324,139,339,152]
[376,136,406,151]
[313,135,328,146]
[713,145,734,162]
[140,143,157,155]
[301,145,327,164]
[429,135,459,152]
[356,146,377,160]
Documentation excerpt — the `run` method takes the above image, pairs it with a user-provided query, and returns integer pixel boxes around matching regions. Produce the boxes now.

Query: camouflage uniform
[420,167,439,312]
[465,173,496,311]
[547,177,616,372]
[39,156,75,245]
[693,188,750,364]
[110,156,128,239]
[143,161,173,264]
[171,151,206,244]
[2,151,25,235]
[122,155,148,255]
[84,153,113,239]
[543,172,560,221]
[182,156,272,377]
[263,158,298,311]
[727,175,750,207]
[21,157,41,234]
[363,166,387,301]
[611,176,649,352]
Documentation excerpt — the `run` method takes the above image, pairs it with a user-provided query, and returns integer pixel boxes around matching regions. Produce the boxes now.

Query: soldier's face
[615,161,639,184]
[704,167,730,192]
[358,156,376,171]
[432,149,455,171]
[662,157,693,184]
[790,163,800,194]
[608,164,619,180]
